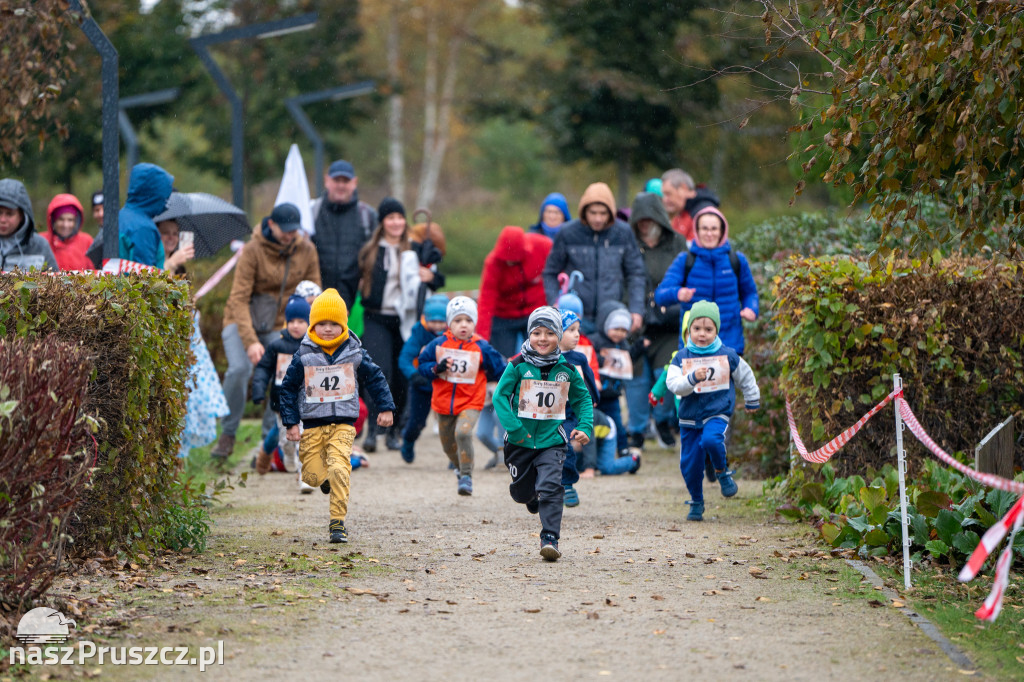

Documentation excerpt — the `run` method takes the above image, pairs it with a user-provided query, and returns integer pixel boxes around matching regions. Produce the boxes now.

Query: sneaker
[320,479,331,495]
[705,454,717,483]
[563,485,580,507]
[329,520,348,544]
[627,432,645,450]
[484,453,499,469]
[629,451,642,474]
[363,432,377,453]
[526,497,539,514]
[299,481,314,494]
[655,420,676,448]
[539,533,561,561]
[457,475,473,496]
[686,500,704,522]
[717,469,738,498]
[385,429,402,451]
[210,433,235,460]
[400,439,415,464]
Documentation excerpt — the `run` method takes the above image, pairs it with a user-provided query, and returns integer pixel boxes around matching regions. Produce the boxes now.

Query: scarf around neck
[686,336,723,356]
[519,339,562,368]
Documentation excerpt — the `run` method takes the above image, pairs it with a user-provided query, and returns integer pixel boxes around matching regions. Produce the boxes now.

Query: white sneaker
[299,480,314,494]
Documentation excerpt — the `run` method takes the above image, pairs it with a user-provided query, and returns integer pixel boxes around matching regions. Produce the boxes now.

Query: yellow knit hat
[308,288,349,352]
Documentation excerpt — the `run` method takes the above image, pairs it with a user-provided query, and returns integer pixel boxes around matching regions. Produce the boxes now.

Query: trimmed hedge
[0,273,194,552]
[772,255,1024,477]
[0,337,94,609]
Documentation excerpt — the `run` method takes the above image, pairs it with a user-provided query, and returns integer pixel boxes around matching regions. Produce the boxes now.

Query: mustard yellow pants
[299,423,355,520]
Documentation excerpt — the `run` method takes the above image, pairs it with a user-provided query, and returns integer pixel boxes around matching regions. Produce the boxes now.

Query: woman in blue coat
[654,206,758,355]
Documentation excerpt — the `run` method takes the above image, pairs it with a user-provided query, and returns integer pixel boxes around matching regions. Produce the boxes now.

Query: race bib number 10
[517,379,569,420]
[304,364,356,403]
[436,347,480,384]
[679,355,730,393]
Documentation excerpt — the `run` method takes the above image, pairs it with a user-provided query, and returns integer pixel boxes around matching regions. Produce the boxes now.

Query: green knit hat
[688,300,720,333]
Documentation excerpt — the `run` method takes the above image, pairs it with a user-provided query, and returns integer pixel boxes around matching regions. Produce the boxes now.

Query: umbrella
[154,192,252,259]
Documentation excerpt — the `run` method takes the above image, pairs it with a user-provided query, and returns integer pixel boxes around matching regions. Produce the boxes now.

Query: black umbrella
[155,192,253,259]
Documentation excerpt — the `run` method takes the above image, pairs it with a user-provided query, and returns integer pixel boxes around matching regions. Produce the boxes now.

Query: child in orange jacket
[417,296,506,496]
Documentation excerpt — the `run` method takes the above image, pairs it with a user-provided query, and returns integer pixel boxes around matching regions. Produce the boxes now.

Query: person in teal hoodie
[494,306,593,561]
[118,163,174,267]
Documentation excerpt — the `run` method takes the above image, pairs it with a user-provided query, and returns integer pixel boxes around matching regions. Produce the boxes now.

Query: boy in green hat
[664,301,760,521]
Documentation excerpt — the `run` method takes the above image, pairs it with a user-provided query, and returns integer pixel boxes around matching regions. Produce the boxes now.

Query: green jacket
[494,355,594,449]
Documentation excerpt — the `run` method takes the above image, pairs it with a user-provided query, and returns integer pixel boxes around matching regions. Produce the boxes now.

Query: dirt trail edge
[75,439,967,682]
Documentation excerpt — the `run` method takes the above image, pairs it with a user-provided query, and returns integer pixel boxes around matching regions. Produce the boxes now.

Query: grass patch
[441,273,481,293]
[871,563,1024,679]
[184,419,263,489]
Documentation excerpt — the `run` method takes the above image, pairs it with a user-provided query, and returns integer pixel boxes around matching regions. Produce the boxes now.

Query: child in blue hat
[397,293,450,463]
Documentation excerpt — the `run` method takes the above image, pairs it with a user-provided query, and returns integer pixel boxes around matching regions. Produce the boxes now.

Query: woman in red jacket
[476,225,552,358]
[44,194,94,270]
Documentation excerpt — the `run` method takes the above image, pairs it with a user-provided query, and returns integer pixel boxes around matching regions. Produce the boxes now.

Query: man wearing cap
[309,159,377,310]
[213,202,322,460]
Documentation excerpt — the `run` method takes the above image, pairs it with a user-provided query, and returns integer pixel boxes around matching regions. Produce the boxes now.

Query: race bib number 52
[679,355,730,393]
[517,379,569,420]
[304,364,356,403]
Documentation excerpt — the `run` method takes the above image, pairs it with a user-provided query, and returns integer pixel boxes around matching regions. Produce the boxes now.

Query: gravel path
[81,435,967,681]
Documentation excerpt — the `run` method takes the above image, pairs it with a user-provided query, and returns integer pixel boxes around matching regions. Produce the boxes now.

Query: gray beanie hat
[527,306,563,341]
[446,296,478,326]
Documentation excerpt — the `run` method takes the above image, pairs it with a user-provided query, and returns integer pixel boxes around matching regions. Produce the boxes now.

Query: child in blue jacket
[665,301,759,522]
[398,293,450,463]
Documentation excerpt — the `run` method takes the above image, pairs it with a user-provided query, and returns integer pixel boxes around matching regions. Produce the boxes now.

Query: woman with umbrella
[156,218,196,275]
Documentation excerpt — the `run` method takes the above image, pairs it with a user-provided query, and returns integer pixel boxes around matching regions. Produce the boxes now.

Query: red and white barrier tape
[784,388,901,463]
[958,496,1023,621]
[896,398,1024,495]
[193,240,245,302]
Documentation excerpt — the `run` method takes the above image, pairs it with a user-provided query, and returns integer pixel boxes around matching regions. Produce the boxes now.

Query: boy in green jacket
[494,306,594,561]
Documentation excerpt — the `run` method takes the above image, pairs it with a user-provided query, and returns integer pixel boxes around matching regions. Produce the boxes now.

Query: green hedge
[0,273,195,553]
[772,255,1024,477]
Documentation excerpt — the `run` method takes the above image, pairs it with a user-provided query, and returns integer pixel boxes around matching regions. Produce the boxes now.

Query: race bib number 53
[304,364,356,403]
[679,355,730,393]
[517,379,569,420]
[436,347,480,384]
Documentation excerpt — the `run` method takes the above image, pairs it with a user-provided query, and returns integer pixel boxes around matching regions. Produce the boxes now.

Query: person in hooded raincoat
[0,178,58,272]
[43,193,94,271]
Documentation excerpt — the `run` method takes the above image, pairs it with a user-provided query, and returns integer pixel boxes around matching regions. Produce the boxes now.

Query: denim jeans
[476,404,505,454]
[402,388,433,443]
[624,362,677,436]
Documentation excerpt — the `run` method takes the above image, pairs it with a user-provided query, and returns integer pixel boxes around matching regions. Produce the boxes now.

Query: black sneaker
[320,479,331,495]
[655,420,676,448]
[539,533,561,561]
[385,429,402,451]
[627,432,645,450]
[526,497,539,514]
[329,520,348,544]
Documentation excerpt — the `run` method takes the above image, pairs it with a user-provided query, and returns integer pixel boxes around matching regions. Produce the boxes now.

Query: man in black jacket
[309,160,377,310]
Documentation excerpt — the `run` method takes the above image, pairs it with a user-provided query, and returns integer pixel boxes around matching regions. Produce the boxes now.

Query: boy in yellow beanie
[280,288,396,543]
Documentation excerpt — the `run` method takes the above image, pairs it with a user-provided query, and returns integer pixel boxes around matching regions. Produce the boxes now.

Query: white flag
[275,144,315,236]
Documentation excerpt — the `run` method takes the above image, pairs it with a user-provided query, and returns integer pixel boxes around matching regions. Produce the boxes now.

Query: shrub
[0,273,195,553]
[0,337,94,609]
[772,255,1024,477]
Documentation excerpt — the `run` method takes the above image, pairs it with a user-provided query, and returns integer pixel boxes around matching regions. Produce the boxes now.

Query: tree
[525,0,719,203]
[0,1,79,170]
[760,0,1024,256]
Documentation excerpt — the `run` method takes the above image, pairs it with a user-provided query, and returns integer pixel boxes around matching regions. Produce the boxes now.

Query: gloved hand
[648,392,663,407]
[434,357,450,374]
[409,373,431,387]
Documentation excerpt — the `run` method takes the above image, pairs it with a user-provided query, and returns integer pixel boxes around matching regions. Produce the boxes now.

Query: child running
[280,288,396,543]
[398,293,450,463]
[664,301,759,522]
[417,296,506,495]
[494,306,593,561]
[251,294,310,478]
[557,307,600,507]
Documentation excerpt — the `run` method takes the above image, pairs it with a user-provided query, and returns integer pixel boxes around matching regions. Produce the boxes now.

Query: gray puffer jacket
[0,179,58,272]
[279,332,395,428]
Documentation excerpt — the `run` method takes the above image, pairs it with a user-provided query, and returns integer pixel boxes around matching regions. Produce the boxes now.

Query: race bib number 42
[517,379,569,420]
[679,355,730,393]
[436,346,480,384]
[304,364,356,403]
